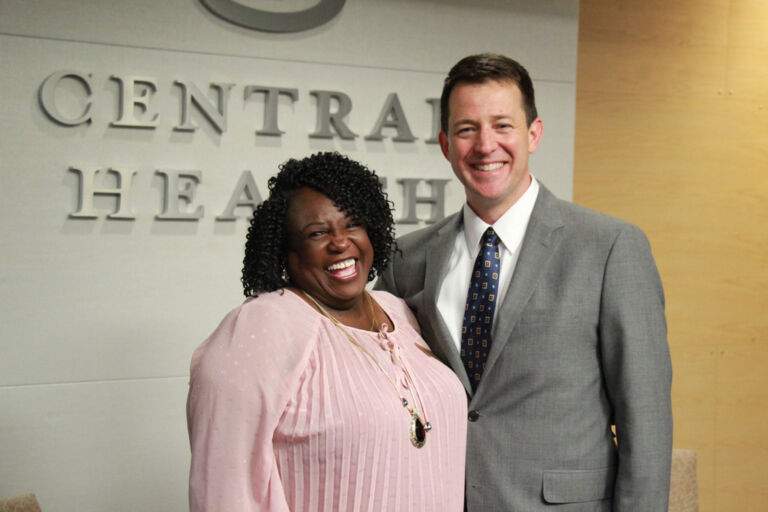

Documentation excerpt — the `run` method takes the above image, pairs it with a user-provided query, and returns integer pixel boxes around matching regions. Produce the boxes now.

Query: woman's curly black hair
[242,152,396,297]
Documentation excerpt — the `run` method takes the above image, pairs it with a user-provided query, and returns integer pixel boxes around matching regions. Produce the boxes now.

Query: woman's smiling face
[284,187,373,310]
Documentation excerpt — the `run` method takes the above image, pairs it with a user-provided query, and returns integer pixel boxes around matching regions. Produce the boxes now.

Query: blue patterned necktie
[461,227,501,391]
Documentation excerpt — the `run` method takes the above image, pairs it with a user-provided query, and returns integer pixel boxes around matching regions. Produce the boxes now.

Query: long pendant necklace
[301,290,431,448]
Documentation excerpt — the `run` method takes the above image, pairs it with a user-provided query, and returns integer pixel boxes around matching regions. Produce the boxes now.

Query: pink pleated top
[187,289,467,512]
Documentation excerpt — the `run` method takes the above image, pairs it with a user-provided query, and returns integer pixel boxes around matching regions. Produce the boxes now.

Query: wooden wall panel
[727,0,768,99]
[575,1,768,510]
[715,344,768,508]
[672,346,717,508]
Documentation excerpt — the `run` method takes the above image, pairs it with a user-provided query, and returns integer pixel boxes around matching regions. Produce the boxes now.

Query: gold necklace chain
[301,290,430,448]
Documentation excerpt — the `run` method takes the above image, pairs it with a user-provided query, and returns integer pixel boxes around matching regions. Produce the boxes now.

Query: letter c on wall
[201,0,346,33]
[39,70,93,126]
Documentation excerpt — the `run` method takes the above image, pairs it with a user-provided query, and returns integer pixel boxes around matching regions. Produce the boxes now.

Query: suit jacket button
[468,410,480,422]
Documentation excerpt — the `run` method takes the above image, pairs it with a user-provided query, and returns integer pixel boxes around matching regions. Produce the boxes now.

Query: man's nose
[474,128,496,154]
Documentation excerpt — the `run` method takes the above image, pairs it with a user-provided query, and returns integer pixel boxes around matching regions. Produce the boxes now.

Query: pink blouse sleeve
[187,296,315,512]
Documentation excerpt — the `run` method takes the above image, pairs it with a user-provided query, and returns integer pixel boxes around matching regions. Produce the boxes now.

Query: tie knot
[482,227,499,247]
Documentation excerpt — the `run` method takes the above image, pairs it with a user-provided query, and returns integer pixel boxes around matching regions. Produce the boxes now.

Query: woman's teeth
[327,258,355,271]
[327,258,358,278]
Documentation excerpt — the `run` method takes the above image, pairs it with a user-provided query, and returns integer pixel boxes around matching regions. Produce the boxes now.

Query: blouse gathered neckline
[285,287,399,335]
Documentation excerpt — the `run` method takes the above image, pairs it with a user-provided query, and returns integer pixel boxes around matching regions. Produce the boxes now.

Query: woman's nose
[328,232,350,250]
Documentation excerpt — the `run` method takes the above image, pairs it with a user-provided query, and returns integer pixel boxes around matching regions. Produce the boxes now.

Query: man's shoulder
[394,211,461,252]
[563,200,633,230]
[540,186,643,238]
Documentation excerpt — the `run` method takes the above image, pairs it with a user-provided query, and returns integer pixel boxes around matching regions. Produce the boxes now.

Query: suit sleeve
[598,225,673,511]
[187,303,312,512]
[374,250,400,295]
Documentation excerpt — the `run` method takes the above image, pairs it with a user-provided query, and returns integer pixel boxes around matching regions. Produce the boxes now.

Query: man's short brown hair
[440,53,538,132]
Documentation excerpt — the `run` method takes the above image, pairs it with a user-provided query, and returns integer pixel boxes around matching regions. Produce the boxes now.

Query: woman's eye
[308,231,326,239]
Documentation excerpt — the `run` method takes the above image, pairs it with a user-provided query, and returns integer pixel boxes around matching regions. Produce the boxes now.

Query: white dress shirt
[436,177,540,351]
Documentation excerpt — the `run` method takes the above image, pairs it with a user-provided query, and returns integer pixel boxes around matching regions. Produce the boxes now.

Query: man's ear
[438,130,450,160]
[528,117,544,154]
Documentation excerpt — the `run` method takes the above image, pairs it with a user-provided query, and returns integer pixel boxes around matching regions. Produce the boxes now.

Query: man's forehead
[448,80,524,114]
[451,78,521,94]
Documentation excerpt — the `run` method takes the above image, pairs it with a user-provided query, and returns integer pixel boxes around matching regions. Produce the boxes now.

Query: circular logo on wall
[201,0,346,33]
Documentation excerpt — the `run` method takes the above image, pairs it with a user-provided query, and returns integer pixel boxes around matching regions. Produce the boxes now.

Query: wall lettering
[200,0,346,33]
[39,70,441,142]
[68,168,449,224]
[44,70,448,225]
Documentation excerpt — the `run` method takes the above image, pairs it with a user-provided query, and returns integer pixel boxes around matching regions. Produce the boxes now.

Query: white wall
[0,1,579,510]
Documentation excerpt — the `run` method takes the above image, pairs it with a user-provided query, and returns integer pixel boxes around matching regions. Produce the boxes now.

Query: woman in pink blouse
[187,152,467,512]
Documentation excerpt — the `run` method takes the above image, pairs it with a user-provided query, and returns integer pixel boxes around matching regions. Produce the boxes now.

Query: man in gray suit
[377,54,672,510]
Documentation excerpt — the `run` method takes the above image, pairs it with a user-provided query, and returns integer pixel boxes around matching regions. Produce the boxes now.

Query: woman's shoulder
[369,289,407,312]
[237,288,312,321]
[190,289,320,380]
[208,290,316,339]
[369,289,420,332]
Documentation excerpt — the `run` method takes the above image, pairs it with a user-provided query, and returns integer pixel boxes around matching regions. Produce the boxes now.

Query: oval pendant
[409,412,426,448]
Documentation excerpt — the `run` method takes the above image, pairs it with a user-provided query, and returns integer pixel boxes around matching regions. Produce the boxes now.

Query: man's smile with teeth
[473,162,505,171]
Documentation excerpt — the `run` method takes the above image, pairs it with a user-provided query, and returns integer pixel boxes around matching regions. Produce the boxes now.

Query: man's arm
[374,249,399,295]
[599,224,673,510]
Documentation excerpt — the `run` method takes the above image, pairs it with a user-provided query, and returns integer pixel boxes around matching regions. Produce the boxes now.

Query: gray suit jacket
[377,185,672,511]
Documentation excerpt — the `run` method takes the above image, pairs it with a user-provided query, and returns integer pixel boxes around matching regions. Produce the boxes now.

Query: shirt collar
[462,176,540,253]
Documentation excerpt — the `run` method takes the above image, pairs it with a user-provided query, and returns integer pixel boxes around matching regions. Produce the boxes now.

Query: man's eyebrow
[451,118,478,127]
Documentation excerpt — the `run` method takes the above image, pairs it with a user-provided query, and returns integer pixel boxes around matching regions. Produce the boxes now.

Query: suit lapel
[481,185,565,387]
[420,213,474,392]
